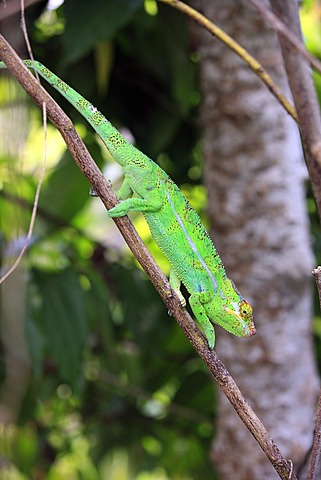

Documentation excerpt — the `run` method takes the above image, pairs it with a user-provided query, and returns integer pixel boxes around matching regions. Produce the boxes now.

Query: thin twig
[0,35,297,480]
[157,0,298,123]
[248,0,321,76]
[306,393,321,479]
[20,0,40,83]
[0,0,44,283]
[269,1,321,234]
[308,267,321,480]
[0,102,47,284]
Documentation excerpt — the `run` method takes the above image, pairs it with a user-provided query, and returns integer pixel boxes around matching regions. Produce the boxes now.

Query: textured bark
[192,1,319,478]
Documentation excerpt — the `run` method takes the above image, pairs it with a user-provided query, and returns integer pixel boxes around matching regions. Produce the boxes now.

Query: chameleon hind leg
[169,269,186,307]
[189,292,215,349]
[114,178,133,201]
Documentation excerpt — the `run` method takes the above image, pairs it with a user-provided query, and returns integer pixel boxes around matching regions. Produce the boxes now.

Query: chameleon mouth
[246,323,256,337]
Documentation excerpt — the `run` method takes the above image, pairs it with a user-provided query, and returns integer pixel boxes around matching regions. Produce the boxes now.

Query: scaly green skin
[1,60,256,348]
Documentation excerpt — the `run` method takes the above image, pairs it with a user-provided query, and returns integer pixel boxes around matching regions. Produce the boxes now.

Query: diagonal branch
[269,0,321,221]
[0,34,296,480]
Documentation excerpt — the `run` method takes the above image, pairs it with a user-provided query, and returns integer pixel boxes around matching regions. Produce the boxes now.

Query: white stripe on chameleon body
[165,190,218,293]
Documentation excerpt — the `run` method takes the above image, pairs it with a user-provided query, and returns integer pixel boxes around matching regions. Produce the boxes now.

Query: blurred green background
[0,0,320,478]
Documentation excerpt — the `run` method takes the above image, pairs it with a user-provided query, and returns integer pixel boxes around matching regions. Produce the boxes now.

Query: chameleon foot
[89,185,98,197]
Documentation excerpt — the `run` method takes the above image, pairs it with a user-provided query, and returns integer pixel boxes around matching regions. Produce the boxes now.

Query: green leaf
[33,269,88,386]
[25,311,45,381]
[39,150,91,223]
[159,7,198,114]
[62,0,143,64]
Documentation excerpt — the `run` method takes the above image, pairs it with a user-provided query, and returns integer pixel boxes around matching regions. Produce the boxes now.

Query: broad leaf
[62,0,143,64]
[33,268,88,386]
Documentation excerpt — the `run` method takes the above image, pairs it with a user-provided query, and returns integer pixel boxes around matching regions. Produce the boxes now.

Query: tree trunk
[192,1,319,478]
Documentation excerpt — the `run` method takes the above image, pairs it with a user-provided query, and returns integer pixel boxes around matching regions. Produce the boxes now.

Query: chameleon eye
[239,300,252,318]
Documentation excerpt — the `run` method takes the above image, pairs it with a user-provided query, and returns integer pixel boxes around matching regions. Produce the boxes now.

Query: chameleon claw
[90,180,113,197]
[166,287,186,317]
[180,297,187,308]
[89,185,98,197]
[164,288,172,299]
[169,288,186,307]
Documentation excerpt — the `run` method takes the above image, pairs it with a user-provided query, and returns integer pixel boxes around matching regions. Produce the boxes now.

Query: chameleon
[0,60,256,348]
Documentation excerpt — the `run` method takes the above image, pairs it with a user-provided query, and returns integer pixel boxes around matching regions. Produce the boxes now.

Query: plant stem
[157,0,298,122]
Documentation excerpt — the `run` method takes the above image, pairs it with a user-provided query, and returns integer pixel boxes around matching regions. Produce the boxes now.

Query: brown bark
[193,0,319,478]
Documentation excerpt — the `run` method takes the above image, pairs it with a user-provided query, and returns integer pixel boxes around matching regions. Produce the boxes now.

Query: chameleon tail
[0,60,136,166]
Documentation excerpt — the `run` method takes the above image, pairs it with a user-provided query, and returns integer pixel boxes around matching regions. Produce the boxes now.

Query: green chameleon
[0,60,256,348]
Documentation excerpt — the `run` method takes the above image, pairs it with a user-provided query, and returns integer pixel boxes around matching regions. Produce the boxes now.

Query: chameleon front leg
[108,196,163,217]
[108,177,164,217]
[107,178,151,217]
[189,291,215,349]
[90,178,132,199]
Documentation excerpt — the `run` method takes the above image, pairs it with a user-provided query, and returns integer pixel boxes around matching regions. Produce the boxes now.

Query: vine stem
[157,0,298,123]
[0,34,296,480]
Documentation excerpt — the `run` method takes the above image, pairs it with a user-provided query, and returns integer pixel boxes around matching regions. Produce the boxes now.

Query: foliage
[0,0,215,478]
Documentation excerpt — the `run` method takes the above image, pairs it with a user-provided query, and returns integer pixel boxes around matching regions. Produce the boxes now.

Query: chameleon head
[222,299,256,338]
[204,295,256,339]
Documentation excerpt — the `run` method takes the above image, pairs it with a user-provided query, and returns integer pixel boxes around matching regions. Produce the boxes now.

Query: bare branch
[308,266,321,480]
[269,0,321,220]
[0,103,46,285]
[248,0,321,75]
